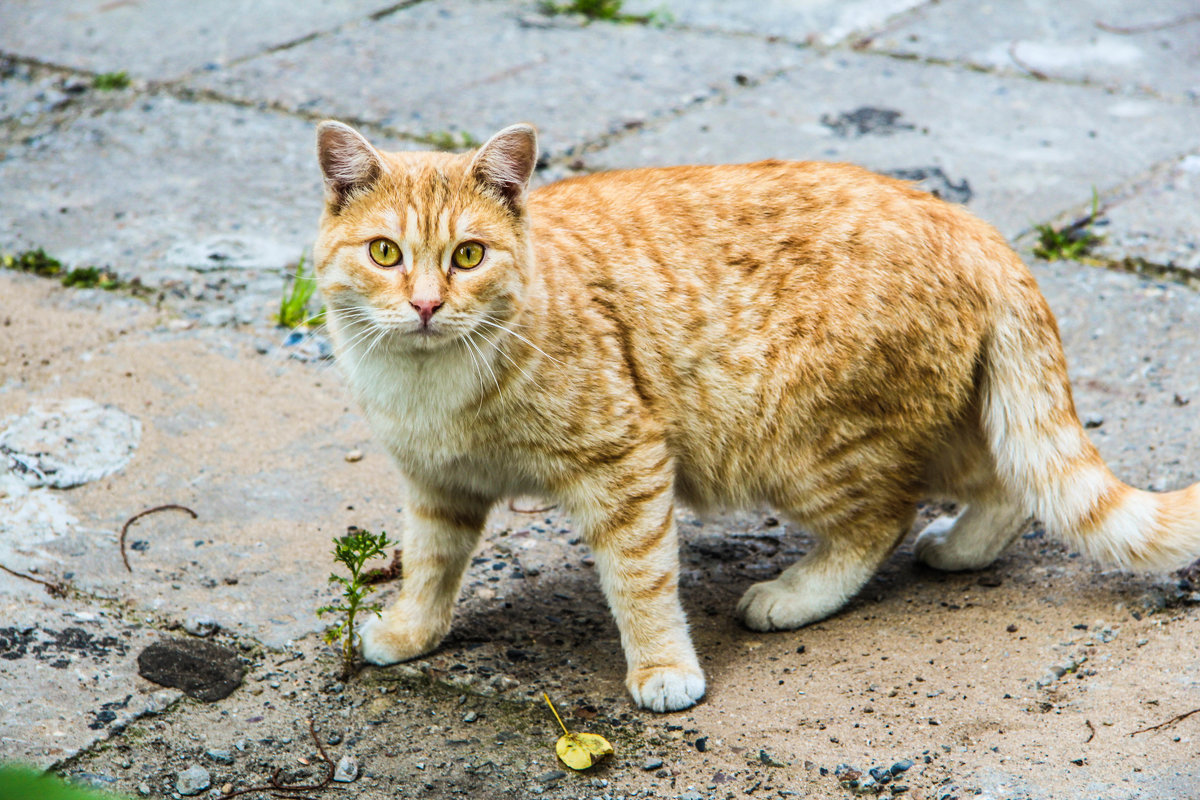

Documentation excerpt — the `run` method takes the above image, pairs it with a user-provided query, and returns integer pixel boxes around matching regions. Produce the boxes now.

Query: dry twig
[1096,13,1200,34]
[119,504,198,571]
[508,498,558,514]
[1130,707,1200,736]
[361,548,403,585]
[0,563,69,597]
[1007,41,1048,80]
[1084,719,1095,743]
[217,720,334,799]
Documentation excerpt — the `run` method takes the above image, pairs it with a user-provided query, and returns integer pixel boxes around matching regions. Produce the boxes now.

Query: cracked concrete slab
[1091,153,1200,280]
[863,0,1200,102]
[0,0,408,81]
[623,0,929,44]
[190,0,803,158]
[0,94,411,302]
[585,49,1200,238]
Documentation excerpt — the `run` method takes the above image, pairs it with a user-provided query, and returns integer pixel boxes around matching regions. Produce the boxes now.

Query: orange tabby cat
[312,121,1200,712]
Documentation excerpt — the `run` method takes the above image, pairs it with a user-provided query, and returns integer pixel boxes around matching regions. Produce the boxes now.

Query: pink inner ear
[318,122,382,205]
[473,125,538,209]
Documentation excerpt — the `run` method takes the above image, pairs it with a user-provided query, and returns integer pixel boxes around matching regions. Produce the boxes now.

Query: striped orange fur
[313,121,1200,712]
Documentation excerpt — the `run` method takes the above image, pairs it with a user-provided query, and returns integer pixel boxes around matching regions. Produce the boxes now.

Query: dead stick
[218,720,333,799]
[120,504,198,572]
[0,563,68,597]
[1096,13,1200,35]
[1084,719,1095,743]
[1130,707,1200,736]
[508,499,558,514]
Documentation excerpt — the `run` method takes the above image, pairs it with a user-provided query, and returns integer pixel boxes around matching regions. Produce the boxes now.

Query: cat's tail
[981,295,1200,571]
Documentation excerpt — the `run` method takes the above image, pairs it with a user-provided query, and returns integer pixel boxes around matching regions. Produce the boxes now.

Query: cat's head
[312,121,538,354]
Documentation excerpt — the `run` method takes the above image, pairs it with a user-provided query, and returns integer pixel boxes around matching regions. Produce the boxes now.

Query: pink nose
[410,299,442,325]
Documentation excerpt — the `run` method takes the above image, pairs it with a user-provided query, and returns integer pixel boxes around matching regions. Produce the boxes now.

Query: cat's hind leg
[914,490,1028,571]
[737,502,916,632]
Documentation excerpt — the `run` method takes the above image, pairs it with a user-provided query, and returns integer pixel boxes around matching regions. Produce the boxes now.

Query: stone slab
[0,95,410,291]
[190,0,802,158]
[0,585,182,768]
[864,0,1200,102]
[623,0,928,44]
[0,0,405,81]
[584,49,1200,238]
[1092,153,1200,278]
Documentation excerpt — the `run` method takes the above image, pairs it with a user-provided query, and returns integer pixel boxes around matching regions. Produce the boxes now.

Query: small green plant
[540,0,668,23]
[317,527,396,680]
[93,71,130,91]
[0,765,128,800]
[60,265,121,290]
[276,255,324,328]
[3,248,63,277]
[424,129,482,151]
[1033,189,1104,262]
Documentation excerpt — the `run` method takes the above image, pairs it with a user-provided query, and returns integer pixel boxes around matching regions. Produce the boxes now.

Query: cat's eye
[368,238,401,268]
[452,241,485,270]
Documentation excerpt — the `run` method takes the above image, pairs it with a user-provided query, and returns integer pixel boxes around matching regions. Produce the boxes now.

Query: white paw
[914,514,966,571]
[627,665,706,712]
[736,578,830,632]
[357,614,439,665]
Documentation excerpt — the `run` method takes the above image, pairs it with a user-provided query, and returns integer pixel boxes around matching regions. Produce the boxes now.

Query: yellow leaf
[556,731,614,770]
[543,693,614,771]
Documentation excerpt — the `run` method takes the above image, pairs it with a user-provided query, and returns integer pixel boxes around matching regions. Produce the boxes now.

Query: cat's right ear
[316,121,384,212]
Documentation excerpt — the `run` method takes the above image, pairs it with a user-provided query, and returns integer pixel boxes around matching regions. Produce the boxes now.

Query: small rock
[220,784,233,795]
[175,765,211,796]
[344,449,364,463]
[890,759,914,775]
[694,736,708,752]
[183,615,218,637]
[680,792,704,800]
[869,766,891,783]
[1006,624,1018,633]
[326,732,343,746]
[463,711,478,723]
[137,783,150,797]
[642,757,664,771]
[332,755,359,783]
[537,770,566,783]
[1083,413,1104,429]
[137,637,245,701]
[205,749,233,765]
[759,750,787,767]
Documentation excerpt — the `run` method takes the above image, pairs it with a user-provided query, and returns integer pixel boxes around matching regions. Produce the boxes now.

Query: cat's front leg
[359,483,490,665]
[578,466,705,712]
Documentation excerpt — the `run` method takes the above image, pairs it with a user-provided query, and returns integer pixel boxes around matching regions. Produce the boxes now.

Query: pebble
[891,759,914,774]
[537,770,566,783]
[326,731,343,745]
[175,765,211,796]
[205,749,233,765]
[332,755,360,783]
[344,449,364,463]
[183,615,218,637]
[137,783,150,796]
[463,711,478,723]
[641,757,664,770]
[680,792,704,800]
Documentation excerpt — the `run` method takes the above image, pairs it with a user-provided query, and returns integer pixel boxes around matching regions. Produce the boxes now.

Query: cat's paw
[358,614,441,666]
[914,514,973,571]
[627,664,706,712]
[736,579,828,632]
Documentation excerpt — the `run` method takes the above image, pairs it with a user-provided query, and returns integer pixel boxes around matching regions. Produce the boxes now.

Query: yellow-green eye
[368,238,401,267]
[452,241,485,270]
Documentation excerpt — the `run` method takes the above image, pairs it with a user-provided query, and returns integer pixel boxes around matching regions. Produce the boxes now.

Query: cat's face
[313,123,538,354]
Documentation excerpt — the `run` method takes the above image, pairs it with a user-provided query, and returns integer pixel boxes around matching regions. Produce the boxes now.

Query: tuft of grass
[317,527,396,681]
[424,129,483,151]
[92,71,130,91]
[0,765,129,800]
[1033,189,1104,262]
[3,249,127,291]
[276,255,324,328]
[539,0,668,24]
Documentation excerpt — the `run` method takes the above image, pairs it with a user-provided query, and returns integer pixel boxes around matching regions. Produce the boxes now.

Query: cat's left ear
[470,124,538,214]
[316,120,385,211]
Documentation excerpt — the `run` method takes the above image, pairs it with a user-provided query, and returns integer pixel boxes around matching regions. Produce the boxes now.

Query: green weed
[1033,189,1104,262]
[424,129,483,151]
[317,527,397,681]
[3,249,125,291]
[0,765,127,800]
[92,71,130,91]
[276,255,324,328]
[540,0,669,23]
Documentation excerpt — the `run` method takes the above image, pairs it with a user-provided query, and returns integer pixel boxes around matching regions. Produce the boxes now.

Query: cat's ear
[316,120,384,211]
[470,124,538,214]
